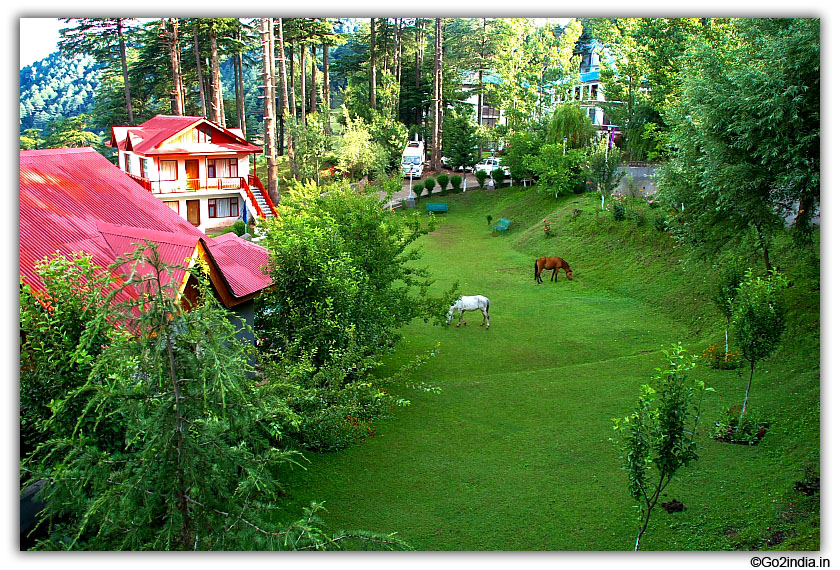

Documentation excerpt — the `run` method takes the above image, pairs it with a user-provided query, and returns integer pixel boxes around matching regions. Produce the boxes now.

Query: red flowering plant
[543,219,553,238]
[703,343,743,370]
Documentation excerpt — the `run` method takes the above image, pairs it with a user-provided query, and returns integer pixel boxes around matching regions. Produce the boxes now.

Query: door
[185,159,199,191]
[186,199,200,227]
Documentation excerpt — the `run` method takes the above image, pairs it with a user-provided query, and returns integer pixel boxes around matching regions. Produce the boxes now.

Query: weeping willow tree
[546,100,596,148]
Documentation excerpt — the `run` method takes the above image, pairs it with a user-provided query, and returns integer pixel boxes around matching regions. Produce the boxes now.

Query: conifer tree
[22,243,412,551]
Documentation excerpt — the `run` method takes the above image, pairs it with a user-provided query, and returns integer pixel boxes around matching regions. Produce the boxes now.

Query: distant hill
[20,51,102,134]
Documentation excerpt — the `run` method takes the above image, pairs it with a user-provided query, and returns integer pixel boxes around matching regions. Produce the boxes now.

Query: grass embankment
[271,186,820,551]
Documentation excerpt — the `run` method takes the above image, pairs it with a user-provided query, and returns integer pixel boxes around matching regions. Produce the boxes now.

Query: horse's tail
[484,296,490,313]
[534,259,539,280]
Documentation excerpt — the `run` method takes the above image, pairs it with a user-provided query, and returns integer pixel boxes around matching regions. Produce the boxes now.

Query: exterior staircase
[243,175,278,221]
[240,175,278,243]
[248,185,275,219]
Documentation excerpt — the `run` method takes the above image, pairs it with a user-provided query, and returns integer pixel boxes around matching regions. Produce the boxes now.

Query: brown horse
[535,257,573,283]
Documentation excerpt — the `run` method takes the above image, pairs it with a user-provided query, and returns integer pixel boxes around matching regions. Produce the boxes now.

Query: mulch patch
[661,499,685,514]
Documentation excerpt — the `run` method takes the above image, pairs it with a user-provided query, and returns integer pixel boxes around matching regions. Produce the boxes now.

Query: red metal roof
[110,115,262,155]
[205,233,272,299]
[20,147,272,305]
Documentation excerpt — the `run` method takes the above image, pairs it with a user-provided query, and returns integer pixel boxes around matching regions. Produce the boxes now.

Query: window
[160,160,178,181]
[163,201,179,213]
[188,126,213,143]
[142,158,151,179]
[208,158,239,178]
[208,197,239,218]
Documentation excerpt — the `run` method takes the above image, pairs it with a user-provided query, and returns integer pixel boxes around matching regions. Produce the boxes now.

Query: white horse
[446,295,490,329]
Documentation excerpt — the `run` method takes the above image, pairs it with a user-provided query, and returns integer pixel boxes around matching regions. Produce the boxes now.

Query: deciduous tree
[730,269,788,426]
[612,345,711,551]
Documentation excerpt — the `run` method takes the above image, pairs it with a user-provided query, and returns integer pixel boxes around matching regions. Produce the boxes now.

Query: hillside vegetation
[19,52,101,133]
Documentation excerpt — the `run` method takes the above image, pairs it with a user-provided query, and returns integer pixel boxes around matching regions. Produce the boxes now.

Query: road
[382,170,501,208]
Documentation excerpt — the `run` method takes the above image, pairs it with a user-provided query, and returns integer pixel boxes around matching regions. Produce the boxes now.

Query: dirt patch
[766,530,787,547]
[794,477,820,496]
[661,499,685,513]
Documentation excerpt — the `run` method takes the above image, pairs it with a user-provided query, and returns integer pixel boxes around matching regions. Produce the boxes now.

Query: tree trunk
[310,44,318,112]
[209,27,224,126]
[268,21,276,146]
[323,42,330,134]
[392,18,399,76]
[370,18,377,110]
[276,19,289,156]
[477,18,486,126]
[432,18,442,172]
[117,19,134,124]
[415,18,422,130]
[261,19,278,199]
[233,54,240,123]
[289,43,296,120]
[161,19,184,116]
[236,27,246,133]
[739,361,756,428]
[172,19,184,116]
[394,18,402,118]
[193,22,207,118]
[300,43,306,124]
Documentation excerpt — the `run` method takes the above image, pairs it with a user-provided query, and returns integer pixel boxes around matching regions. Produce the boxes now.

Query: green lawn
[271,188,820,551]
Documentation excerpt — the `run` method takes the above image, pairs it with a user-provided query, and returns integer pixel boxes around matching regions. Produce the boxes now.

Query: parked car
[473,157,510,178]
[441,157,473,172]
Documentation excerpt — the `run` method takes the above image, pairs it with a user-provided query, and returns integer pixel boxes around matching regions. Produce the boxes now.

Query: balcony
[128,173,245,195]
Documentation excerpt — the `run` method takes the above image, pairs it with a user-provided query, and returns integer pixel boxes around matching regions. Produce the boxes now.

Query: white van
[401,141,424,178]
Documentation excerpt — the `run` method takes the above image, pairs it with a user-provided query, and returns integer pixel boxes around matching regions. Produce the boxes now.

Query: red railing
[246,174,278,218]
[128,173,243,195]
[128,172,153,193]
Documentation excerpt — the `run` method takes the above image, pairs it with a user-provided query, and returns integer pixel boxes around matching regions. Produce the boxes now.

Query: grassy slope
[271,187,820,551]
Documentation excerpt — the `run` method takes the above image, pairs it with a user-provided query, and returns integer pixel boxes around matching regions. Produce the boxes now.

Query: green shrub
[423,177,437,196]
[627,208,646,227]
[612,201,626,221]
[526,145,585,198]
[491,168,506,188]
[475,169,489,189]
[653,215,667,232]
[412,182,425,197]
[232,219,247,236]
[502,131,541,182]
[450,174,462,192]
[436,173,450,194]
[256,181,456,452]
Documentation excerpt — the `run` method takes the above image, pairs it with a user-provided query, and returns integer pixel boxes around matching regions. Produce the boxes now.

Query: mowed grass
[270,188,820,551]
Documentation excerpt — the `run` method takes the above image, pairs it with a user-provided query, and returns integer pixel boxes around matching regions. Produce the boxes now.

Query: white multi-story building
[109,115,276,233]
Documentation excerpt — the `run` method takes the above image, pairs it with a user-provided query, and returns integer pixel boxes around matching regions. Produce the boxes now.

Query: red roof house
[20,147,273,331]
[108,115,276,233]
